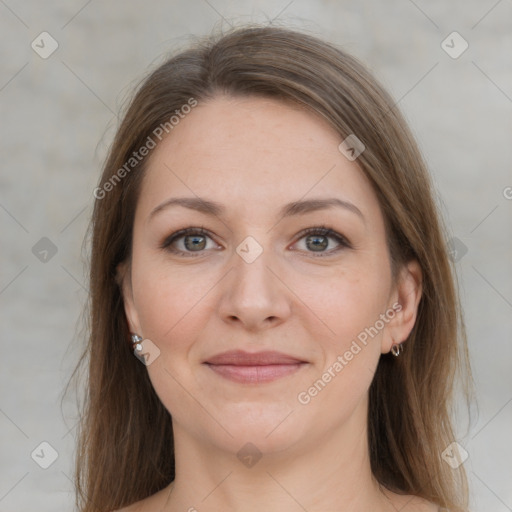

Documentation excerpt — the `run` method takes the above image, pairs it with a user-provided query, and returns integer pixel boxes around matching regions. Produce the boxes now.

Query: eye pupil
[306,235,328,251]
[184,235,206,251]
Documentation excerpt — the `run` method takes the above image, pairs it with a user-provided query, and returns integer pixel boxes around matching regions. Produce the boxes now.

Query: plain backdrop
[1,1,511,511]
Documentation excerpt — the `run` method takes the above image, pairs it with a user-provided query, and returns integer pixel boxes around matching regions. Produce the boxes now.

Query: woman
[72,25,474,511]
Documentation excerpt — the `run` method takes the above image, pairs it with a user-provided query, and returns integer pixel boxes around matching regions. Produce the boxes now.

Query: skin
[118,95,433,511]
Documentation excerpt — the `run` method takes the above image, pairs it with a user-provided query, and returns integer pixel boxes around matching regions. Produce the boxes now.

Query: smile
[202,349,309,384]
[204,362,308,384]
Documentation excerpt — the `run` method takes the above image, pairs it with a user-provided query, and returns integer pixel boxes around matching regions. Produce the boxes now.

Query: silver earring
[131,333,143,352]
[390,343,403,357]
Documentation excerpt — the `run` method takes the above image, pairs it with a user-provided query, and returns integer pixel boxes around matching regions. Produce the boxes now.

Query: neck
[161,395,395,512]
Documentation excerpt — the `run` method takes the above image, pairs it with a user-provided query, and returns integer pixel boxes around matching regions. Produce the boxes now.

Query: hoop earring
[131,333,143,352]
[390,343,403,357]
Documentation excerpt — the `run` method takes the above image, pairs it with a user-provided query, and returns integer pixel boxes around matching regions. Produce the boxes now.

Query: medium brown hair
[70,25,474,511]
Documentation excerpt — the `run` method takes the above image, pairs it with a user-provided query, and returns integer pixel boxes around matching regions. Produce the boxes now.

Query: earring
[131,333,143,352]
[390,343,403,357]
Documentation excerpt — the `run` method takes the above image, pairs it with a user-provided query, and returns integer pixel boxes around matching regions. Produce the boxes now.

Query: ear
[381,259,423,354]
[116,260,142,336]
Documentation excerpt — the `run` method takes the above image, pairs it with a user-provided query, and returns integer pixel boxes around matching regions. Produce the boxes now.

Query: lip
[204,350,307,366]
[203,350,308,384]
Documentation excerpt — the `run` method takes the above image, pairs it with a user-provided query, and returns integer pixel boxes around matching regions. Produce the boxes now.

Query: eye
[292,225,351,256]
[160,227,219,256]
[160,225,351,257]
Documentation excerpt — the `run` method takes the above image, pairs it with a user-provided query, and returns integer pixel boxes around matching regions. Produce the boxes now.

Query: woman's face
[120,95,421,457]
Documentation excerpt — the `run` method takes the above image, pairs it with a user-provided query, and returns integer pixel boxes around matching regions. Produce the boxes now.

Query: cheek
[130,264,215,418]
[293,273,386,422]
[130,256,222,364]
[290,262,390,407]
[293,262,390,348]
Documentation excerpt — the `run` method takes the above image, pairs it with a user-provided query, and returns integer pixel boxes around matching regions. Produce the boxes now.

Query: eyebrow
[149,196,365,222]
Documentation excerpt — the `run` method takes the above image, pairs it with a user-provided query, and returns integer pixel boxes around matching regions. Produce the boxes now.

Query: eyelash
[160,225,352,258]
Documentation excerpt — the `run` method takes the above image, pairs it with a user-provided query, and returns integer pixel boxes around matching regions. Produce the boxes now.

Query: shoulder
[398,496,440,511]
[411,499,440,512]
[113,500,150,512]
[113,503,141,512]
[383,489,440,512]
[112,484,172,512]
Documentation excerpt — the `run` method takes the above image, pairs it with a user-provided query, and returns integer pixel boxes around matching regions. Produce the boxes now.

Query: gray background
[1,1,511,511]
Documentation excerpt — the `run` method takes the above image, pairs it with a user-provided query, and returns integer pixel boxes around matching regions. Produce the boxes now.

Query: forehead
[137,95,382,225]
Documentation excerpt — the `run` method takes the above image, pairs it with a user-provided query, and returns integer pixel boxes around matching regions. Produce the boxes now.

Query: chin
[215,426,302,461]
[206,405,309,455]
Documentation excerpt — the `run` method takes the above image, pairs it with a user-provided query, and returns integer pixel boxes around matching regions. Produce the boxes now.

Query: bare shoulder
[383,489,440,512]
[411,498,440,512]
[114,506,136,512]
[113,500,144,512]
[112,484,172,512]
[398,495,440,511]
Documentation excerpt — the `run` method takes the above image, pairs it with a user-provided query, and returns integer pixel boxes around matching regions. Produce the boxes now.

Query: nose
[216,240,292,332]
